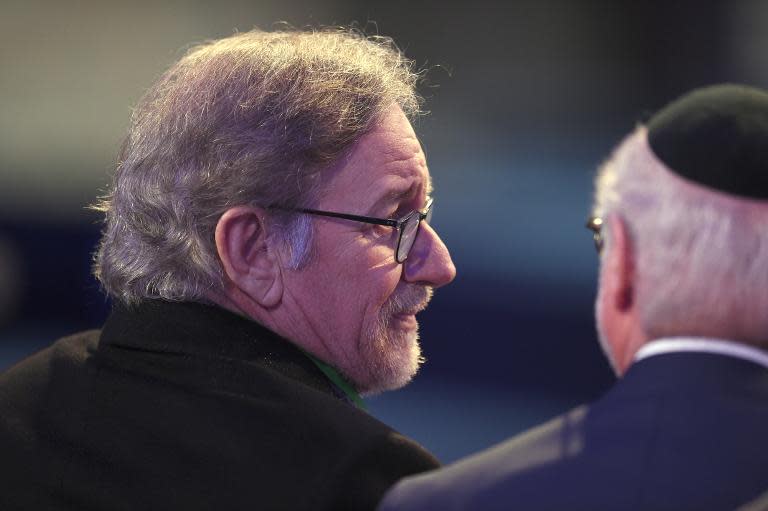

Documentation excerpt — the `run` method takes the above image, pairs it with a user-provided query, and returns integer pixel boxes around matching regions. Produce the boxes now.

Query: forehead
[320,106,431,208]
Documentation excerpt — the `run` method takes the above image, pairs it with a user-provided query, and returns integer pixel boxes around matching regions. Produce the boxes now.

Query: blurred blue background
[2,0,767,463]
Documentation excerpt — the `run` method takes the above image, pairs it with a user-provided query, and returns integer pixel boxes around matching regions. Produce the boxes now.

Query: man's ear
[604,214,635,312]
[215,206,283,308]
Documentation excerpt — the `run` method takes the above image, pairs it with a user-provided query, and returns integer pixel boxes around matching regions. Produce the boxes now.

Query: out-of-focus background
[2,0,767,462]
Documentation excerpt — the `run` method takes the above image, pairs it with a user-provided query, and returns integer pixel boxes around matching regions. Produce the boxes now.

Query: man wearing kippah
[378,84,768,511]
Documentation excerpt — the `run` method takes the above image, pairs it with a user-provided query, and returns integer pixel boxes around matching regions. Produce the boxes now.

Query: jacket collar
[100,299,348,402]
[616,347,768,399]
[635,337,768,370]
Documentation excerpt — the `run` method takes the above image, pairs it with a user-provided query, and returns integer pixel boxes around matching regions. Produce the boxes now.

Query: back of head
[593,84,768,346]
[93,28,421,305]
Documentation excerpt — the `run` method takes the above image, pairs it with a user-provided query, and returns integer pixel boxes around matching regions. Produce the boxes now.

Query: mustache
[383,285,434,316]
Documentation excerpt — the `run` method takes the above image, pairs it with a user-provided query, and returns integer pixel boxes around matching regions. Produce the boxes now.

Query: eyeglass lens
[397,203,434,263]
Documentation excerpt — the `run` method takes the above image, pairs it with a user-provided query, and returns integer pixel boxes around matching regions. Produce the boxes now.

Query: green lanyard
[303,352,367,410]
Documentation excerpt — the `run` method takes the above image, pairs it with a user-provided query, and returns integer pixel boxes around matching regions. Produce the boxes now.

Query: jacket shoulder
[379,406,587,511]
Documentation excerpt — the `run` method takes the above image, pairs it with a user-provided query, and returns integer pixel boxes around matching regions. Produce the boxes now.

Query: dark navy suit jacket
[379,351,768,511]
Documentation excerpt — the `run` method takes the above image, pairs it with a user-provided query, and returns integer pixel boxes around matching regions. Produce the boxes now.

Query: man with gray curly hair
[0,28,455,510]
[379,84,768,510]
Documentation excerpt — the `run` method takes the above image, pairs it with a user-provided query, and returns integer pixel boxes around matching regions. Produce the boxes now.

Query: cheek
[595,286,607,335]
[354,265,402,317]
[341,237,401,291]
[367,250,403,303]
[595,272,610,333]
[349,267,403,341]
[318,234,403,325]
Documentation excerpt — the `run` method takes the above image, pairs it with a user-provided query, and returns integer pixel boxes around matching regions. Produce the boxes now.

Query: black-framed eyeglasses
[586,216,604,253]
[276,197,434,263]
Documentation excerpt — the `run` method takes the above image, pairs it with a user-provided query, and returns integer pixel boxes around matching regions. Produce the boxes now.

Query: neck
[207,286,336,370]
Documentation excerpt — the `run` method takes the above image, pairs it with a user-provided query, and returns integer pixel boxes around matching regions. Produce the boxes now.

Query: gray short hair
[593,127,768,344]
[93,28,422,306]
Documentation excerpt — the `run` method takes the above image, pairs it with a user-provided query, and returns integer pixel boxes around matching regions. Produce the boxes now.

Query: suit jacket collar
[610,350,768,400]
[100,299,343,400]
[635,337,768,370]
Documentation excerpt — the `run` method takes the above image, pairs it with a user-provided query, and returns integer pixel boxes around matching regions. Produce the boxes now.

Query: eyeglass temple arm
[295,208,400,227]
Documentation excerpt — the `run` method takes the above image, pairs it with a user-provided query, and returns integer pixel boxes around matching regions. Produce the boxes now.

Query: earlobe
[606,214,635,311]
[215,206,283,308]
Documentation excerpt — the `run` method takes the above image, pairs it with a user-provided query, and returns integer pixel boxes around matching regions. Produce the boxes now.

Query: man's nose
[402,223,456,287]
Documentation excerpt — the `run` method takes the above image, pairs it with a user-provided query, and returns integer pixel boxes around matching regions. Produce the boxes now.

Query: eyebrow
[367,184,432,217]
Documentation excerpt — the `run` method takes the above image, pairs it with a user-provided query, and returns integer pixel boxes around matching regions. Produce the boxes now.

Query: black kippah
[647,83,768,200]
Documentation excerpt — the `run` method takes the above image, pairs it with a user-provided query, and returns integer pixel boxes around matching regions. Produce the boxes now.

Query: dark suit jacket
[379,352,768,511]
[0,300,439,511]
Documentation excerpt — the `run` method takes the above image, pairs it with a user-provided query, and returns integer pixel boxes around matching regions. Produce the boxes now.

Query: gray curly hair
[92,28,423,306]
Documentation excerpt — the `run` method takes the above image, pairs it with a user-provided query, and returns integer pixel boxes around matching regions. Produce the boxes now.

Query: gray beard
[356,285,433,396]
